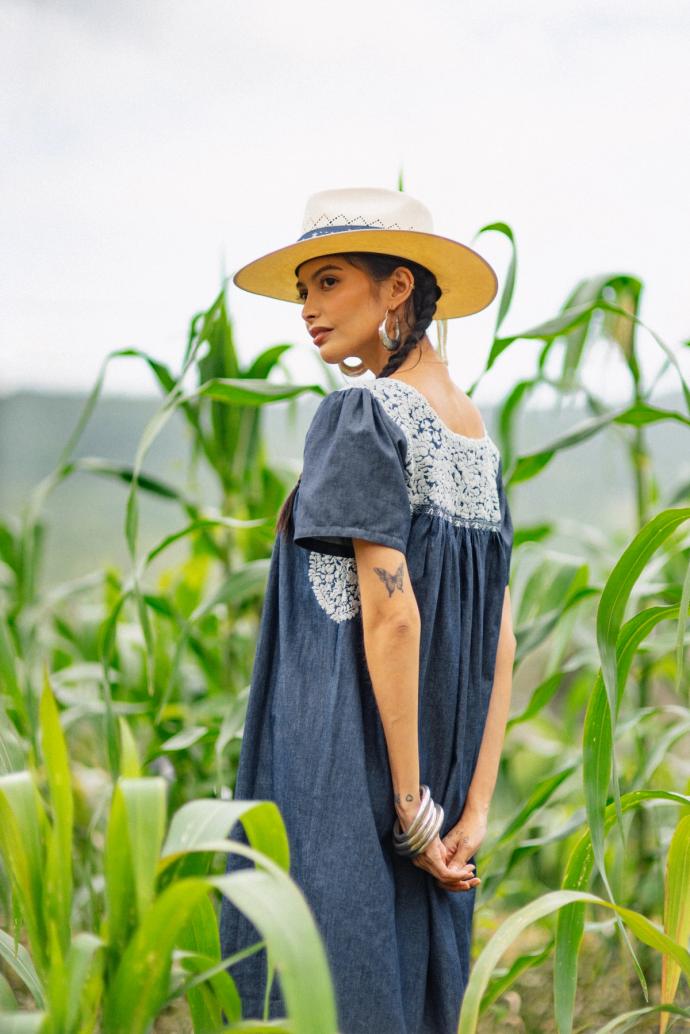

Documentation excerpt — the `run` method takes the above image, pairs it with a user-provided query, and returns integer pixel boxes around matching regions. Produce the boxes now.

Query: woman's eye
[297,276,337,302]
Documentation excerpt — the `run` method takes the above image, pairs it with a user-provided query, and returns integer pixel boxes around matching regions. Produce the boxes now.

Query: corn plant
[2,224,690,1029]
[0,674,337,1032]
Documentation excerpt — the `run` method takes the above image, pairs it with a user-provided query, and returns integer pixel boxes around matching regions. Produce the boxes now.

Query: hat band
[297,223,387,242]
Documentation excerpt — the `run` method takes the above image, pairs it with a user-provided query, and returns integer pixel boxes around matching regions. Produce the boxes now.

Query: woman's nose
[301,298,318,321]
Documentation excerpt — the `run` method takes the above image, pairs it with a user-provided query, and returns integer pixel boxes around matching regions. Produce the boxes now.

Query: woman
[219,187,516,1034]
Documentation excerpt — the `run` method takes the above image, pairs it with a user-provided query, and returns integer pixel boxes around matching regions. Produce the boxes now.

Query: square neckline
[373,376,490,444]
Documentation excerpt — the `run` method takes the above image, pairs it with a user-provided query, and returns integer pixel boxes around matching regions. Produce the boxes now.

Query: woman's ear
[390,266,415,305]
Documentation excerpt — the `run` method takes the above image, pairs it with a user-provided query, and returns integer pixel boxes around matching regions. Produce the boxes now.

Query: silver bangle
[392,785,444,857]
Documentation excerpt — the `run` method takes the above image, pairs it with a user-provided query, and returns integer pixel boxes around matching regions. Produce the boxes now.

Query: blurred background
[2,0,690,581]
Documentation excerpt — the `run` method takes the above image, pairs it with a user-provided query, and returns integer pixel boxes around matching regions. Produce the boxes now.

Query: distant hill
[1,390,688,586]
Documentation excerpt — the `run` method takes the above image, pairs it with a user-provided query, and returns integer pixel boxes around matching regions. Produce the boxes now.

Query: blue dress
[219,377,513,1034]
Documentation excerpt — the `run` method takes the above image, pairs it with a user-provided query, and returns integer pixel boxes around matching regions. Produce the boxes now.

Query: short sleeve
[292,387,412,558]
[497,458,514,582]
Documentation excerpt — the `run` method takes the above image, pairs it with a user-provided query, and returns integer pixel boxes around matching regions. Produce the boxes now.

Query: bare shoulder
[448,382,486,438]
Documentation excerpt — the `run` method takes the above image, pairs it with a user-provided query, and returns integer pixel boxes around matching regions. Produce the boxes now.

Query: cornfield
[1,221,689,1032]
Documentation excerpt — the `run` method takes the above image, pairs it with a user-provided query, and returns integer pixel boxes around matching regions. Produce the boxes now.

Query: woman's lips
[313,330,332,345]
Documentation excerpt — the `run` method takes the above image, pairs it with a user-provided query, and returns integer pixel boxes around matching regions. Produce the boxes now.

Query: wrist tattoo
[394,793,416,806]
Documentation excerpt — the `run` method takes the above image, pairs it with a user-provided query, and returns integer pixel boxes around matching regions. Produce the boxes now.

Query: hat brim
[232,229,498,319]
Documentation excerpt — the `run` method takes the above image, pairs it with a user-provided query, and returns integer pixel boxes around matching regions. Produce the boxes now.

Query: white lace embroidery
[365,379,502,530]
[306,380,502,623]
[307,550,361,622]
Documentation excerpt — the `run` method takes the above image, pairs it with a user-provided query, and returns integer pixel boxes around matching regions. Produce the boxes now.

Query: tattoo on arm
[394,793,416,806]
[373,561,405,597]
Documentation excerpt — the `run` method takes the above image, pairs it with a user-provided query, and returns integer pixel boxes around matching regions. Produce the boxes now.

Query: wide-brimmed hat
[232,187,498,320]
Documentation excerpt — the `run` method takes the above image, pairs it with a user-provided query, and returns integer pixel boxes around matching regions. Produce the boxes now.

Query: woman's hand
[410,834,480,892]
[440,805,489,890]
[396,801,480,892]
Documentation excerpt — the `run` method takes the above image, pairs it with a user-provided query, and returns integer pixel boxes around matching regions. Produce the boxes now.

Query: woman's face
[296,254,412,372]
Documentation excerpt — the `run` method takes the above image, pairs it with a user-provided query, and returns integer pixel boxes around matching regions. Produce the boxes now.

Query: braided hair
[274,251,442,538]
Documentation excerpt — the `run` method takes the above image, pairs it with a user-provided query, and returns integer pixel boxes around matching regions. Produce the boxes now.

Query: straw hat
[232,187,498,320]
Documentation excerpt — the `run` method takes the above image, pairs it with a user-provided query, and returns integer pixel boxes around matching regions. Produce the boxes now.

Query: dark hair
[274,251,442,539]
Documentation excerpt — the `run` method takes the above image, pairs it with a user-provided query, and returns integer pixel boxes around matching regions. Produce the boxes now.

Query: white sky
[2,0,689,405]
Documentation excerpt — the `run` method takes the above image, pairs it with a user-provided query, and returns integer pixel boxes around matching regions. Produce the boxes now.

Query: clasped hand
[409,807,487,892]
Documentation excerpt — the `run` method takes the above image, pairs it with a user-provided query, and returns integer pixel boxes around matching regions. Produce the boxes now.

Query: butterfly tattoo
[373,562,405,597]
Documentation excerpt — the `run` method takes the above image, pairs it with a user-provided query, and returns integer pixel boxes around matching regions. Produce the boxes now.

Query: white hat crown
[299,187,434,242]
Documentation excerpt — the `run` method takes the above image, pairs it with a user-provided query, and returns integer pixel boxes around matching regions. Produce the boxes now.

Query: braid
[274,250,443,541]
[376,263,441,379]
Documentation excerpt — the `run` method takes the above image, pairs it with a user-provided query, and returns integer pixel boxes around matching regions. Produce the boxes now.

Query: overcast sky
[2,0,689,405]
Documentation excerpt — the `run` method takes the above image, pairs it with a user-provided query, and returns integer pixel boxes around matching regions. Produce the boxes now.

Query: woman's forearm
[465,587,516,815]
[361,616,421,821]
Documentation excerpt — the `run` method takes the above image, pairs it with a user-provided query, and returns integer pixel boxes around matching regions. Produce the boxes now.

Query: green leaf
[595,510,690,845]
[103,782,138,955]
[212,858,337,1034]
[596,1003,690,1033]
[160,726,208,752]
[660,813,690,1032]
[39,668,74,957]
[64,932,104,1034]
[475,222,517,336]
[0,1015,47,1033]
[510,409,690,485]
[120,778,167,919]
[458,890,690,1034]
[0,774,48,976]
[102,879,212,1034]
[118,717,142,778]
[554,789,690,1034]
[244,344,294,381]
[480,941,553,1013]
[0,931,45,1008]
[0,974,17,1010]
[675,554,690,694]
[176,896,241,1029]
[191,378,327,406]
[161,799,290,874]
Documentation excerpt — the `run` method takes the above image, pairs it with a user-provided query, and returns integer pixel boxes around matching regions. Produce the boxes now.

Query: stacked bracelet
[392,785,444,857]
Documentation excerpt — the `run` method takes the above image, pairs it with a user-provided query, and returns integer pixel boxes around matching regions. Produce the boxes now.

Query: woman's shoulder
[305,383,409,455]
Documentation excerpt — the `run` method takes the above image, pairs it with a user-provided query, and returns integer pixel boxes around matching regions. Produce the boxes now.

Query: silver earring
[379,310,401,351]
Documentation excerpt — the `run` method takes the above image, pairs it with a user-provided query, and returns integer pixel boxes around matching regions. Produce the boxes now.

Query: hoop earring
[338,357,368,378]
[379,309,401,352]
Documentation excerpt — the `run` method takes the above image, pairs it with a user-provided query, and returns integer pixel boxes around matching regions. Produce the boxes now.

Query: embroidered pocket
[307,550,361,623]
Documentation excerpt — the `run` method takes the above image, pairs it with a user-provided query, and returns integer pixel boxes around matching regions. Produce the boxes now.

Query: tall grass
[1,225,689,1031]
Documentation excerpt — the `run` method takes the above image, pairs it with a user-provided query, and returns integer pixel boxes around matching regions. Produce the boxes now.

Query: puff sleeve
[497,458,514,583]
[292,387,412,558]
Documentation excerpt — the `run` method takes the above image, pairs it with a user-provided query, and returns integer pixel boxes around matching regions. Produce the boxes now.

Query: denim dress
[219,377,513,1034]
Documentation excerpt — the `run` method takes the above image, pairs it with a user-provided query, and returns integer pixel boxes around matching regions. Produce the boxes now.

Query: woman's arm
[442,586,516,879]
[352,537,500,890]
[352,538,422,825]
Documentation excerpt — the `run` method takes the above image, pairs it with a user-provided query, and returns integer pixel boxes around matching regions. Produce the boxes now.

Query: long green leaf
[39,668,74,958]
[120,778,167,919]
[102,878,212,1034]
[0,774,48,976]
[660,813,690,1032]
[554,789,690,1034]
[0,931,45,1008]
[161,799,290,873]
[510,409,690,485]
[458,890,690,1034]
[190,378,327,406]
[596,1003,690,1033]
